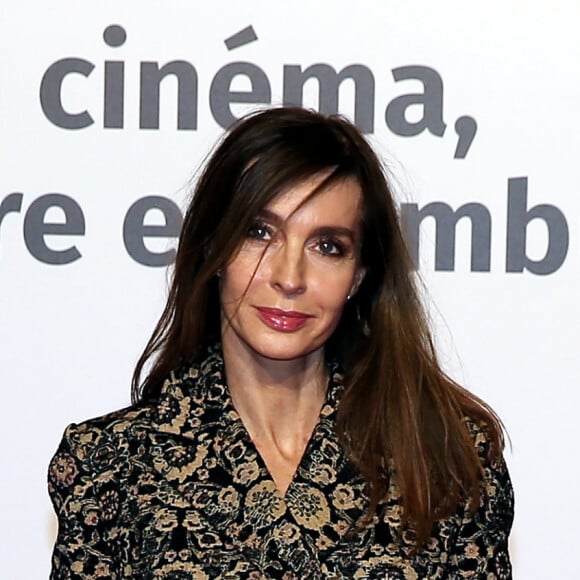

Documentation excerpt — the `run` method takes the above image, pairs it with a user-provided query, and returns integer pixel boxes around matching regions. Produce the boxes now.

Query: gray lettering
[39,59,95,129]
[0,193,23,254]
[454,115,477,159]
[103,25,127,128]
[103,24,126,48]
[385,65,446,137]
[123,196,182,266]
[506,177,569,274]
[104,60,124,128]
[402,201,491,271]
[210,62,271,128]
[23,194,85,264]
[283,64,375,132]
[140,61,198,130]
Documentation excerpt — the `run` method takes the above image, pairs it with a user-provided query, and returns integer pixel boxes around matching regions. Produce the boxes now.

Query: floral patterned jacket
[48,347,514,579]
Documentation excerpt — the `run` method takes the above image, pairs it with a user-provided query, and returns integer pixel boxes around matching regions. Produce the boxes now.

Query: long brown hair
[132,106,504,548]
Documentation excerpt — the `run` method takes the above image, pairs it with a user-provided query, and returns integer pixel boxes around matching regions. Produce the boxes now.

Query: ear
[349,267,366,298]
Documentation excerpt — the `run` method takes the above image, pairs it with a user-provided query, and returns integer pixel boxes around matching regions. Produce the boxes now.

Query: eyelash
[317,237,346,257]
[247,221,273,241]
[246,221,347,258]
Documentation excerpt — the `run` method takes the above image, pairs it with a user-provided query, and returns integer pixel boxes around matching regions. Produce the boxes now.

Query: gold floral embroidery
[331,483,363,510]
[50,452,78,486]
[273,522,301,543]
[286,483,331,530]
[48,348,513,579]
[245,481,286,527]
[233,460,260,485]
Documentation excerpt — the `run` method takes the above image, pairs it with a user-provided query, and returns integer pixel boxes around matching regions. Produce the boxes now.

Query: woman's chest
[110,442,453,579]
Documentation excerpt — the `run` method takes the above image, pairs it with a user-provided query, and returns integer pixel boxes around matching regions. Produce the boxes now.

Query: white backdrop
[1,1,579,578]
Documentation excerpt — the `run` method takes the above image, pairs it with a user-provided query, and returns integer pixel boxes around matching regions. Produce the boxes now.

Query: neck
[221,334,328,451]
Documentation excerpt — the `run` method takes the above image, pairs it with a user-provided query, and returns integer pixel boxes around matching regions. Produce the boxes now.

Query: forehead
[264,174,363,229]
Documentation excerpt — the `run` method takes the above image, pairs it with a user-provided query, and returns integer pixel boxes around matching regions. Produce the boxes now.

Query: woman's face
[219,173,365,364]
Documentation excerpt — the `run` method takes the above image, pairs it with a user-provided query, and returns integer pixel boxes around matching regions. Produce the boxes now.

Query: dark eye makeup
[247,221,273,240]
[246,219,352,259]
[317,238,347,257]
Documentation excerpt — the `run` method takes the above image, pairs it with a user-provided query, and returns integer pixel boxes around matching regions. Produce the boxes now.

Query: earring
[216,268,222,278]
[346,294,352,301]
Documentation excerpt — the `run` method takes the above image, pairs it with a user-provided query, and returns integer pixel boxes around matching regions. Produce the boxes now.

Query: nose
[269,241,306,297]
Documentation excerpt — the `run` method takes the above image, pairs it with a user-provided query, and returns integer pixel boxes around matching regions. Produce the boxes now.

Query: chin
[245,337,323,363]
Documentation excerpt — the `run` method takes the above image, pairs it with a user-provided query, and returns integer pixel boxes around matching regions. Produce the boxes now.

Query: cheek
[309,272,355,311]
[220,253,263,304]
[219,273,245,306]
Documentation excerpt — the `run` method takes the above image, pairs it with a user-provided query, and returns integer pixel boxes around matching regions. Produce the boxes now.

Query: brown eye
[247,222,272,241]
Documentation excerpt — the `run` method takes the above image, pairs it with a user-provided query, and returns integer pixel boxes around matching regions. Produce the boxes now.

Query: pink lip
[255,307,313,332]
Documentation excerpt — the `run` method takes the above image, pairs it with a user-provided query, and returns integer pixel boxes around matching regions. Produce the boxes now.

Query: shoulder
[57,402,154,454]
[461,414,504,463]
[462,414,512,483]
[48,403,154,502]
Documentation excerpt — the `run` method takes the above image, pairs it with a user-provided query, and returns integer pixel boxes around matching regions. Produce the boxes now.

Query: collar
[151,344,345,440]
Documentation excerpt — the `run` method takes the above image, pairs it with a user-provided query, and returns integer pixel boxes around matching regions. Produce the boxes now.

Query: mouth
[255,307,313,332]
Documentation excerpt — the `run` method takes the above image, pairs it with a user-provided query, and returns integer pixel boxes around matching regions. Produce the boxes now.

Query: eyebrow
[256,209,357,241]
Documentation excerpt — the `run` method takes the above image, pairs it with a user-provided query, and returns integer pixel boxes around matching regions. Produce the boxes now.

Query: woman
[48,106,513,579]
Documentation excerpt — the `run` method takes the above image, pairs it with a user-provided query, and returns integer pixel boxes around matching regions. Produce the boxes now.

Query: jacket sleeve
[447,429,515,579]
[48,423,122,579]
